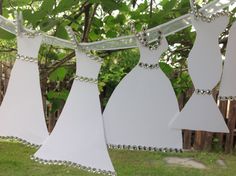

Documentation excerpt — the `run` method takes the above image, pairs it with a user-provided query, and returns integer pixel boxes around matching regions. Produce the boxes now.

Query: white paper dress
[33,49,115,175]
[219,21,236,101]
[0,34,49,146]
[170,15,229,133]
[103,37,183,151]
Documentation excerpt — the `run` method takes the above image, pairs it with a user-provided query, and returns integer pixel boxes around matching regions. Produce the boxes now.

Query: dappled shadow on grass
[0,140,236,176]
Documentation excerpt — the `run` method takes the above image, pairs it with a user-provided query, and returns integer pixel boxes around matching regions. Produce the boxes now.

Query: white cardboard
[169,15,229,133]
[0,35,49,145]
[34,50,115,173]
[103,38,183,149]
[219,21,236,98]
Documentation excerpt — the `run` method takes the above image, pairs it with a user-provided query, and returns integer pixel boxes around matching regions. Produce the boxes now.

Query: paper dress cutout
[219,21,236,101]
[169,15,229,133]
[103,36,183,150]
[0,34,49,145]
[33,49,115,175]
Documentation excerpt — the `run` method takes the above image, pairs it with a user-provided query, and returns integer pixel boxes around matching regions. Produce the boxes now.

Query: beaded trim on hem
[0,136,41,148]
[108,144,183,153]
[30,155,116,176]
[218,96,236,101]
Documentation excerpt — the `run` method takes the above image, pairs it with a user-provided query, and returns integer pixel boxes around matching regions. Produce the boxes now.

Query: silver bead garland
[218,96,236,101]
[138,62,159,69]
[129,21,163,50]
[191,0,231,23]
[0,136,40,148]
[195,89,212,95]
[30,155,116,176]
[16,54,38,63]
[108,144,183,153]
[74,75,98,84]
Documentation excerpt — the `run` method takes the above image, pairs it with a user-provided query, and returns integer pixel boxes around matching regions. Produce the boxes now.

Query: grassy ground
[0,140,236,176]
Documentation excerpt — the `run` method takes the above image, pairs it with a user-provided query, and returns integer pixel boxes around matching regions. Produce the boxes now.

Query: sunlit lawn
[0,140,236,176]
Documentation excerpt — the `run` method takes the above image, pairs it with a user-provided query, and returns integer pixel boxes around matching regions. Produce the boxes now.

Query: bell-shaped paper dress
[0,34,49,146]
[33,50,115,175]
[169,15,229,133]
[103,37,183,151]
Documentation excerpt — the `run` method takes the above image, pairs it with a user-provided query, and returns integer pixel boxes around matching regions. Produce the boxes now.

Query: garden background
[0,0,236,175]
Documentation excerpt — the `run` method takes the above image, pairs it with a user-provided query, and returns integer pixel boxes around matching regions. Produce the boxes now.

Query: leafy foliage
[0,0,233,113]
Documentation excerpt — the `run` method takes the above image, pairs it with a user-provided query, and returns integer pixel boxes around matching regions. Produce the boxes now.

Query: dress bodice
[17,35,42,58]
[188,15,229,89]
[138,37,168,64]
[75,50,102,79]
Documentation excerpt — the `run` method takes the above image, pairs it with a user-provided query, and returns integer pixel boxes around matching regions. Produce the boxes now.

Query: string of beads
[0,136,40,148]
[16,54,38,63]
[30,155,116,176]
[219,96,236,101]
[191,0,231,23]
[129,21,163,50]
[74,75,98,84]
[108,144,183,153]
[138,62,159,69]
[195,89,212,95]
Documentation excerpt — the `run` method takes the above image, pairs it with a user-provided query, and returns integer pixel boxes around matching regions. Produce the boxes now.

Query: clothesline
[0,0,235,51]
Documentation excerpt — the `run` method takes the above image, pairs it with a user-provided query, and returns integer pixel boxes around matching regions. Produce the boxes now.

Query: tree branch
[81,3,92,42]
[64,1,89,26]
[84,3,98,42]
[150,0,153,18]
[0,48,16,52]
[40,51,75,81]
[0,0,3,15]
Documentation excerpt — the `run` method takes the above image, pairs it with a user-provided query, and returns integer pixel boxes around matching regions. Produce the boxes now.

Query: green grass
[0,140,236,176]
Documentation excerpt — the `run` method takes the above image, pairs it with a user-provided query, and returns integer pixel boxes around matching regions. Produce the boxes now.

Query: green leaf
[161,0,177,11]
[136,1,148,12]
[48,99,64,113]
[93,17,103,28]
[47,90,69,101]
[3,0,33,8]
[159,62,174,77]
[32,0,55,23]
[89,31,99,41]
[53,0,80,14]
[106,30,117,38]
[40,0,55,15]
[55,25,68,39]
[104,15,115,25]
[49,67,68,81]
[22,9,34,24]
[40,19,59,32]
[101,0,119,12]
[0,29,15,40]
[116,14,126,25]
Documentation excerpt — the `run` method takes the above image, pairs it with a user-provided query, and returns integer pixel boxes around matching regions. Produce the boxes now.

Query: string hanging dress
[218,21,236,101]
[169,12,230,133]
[103,25,183,151]
[33,28,115,176]
[0,30,49,146]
